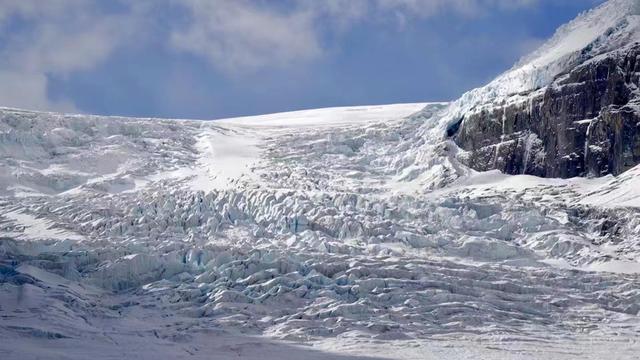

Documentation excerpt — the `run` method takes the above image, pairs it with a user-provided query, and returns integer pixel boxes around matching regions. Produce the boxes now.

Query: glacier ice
[1,101,640,359]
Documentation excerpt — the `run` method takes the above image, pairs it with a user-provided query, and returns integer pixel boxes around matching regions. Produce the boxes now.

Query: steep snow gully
[3,1,640,359]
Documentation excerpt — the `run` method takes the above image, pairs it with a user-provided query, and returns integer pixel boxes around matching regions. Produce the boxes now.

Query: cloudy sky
[0,0,604,119]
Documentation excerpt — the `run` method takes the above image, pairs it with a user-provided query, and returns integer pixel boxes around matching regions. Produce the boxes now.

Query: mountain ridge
[442,0,640,178]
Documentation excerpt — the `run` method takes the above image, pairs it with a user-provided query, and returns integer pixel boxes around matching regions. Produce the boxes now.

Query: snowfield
[2,0,640,358]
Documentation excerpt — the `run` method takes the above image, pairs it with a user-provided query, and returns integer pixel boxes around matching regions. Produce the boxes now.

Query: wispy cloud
[0,0,140,112]
[170,0,322,72]
[0,0,543,112]
[375,0,539,18]
[168,0,541,72]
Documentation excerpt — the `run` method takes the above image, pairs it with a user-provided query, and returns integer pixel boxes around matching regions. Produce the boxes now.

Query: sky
[0,0,605,120]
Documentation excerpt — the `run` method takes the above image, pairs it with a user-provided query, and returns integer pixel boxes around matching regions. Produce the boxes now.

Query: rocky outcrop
[452,44,640,178]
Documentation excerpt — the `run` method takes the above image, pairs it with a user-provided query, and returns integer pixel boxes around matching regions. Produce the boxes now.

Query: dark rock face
[453,44,640,178]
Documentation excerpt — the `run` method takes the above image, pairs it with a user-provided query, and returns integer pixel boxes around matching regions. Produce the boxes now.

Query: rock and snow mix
[2,1,640,359]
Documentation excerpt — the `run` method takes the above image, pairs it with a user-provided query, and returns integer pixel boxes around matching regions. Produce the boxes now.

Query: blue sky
[0,0,605,119]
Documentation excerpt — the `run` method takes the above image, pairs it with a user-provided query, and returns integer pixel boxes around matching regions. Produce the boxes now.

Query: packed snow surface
[1,101,639,359]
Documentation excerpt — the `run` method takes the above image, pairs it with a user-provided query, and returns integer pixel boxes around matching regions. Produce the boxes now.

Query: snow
[216,103,428,128]
[153,126,263,191]
[586,260,640,274]
[1,210,84,241]
[580,165,640,208]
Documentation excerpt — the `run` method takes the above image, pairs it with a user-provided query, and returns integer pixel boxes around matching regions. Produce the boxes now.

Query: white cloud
[0,0,544,111]
[170,0,322,72]
[367,0,539,20]
[0,0,139,112]
[0,71,75,112]
[169,0,539,73]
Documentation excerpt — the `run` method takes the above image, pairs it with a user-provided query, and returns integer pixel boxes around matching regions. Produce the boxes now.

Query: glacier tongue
[1,101,640,359]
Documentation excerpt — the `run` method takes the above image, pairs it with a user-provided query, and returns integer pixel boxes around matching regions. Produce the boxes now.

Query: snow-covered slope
[450,0,640,121]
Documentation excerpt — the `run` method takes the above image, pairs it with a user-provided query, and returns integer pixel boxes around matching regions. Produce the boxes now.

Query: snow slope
[451,0,640,118]
[489,0,639,96]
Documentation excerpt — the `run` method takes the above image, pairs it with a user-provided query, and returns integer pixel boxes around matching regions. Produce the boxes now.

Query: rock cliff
[446,0,640,178]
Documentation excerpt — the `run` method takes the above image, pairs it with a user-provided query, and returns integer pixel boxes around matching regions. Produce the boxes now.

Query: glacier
[1,102,639,359]
[2,1,640,359]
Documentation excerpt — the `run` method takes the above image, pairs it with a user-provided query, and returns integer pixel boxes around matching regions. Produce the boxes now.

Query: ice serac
[449,0,640,178]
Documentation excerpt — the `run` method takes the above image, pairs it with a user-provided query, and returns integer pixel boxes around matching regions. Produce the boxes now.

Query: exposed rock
[453,44,640,178]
